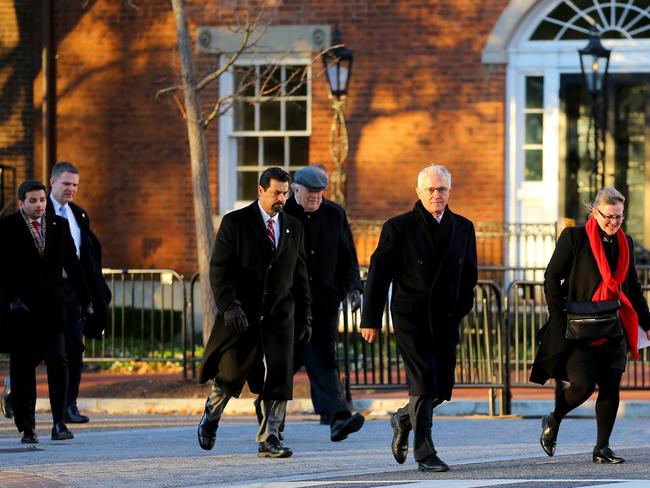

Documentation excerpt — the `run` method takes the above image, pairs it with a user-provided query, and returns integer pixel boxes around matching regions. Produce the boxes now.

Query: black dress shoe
[330,412,365,442]
[1,377,13,419]
[593,446,625,464]
[258,435,292,458]
[21,430,39,444]
[64,405,89,424]
[51,422,74,441]
[540,413,558,457]
[418,452,449,472]
[390,412,409,464]
[197,407,218,451]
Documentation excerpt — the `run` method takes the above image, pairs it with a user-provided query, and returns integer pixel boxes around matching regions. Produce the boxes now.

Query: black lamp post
[579,27,611,200]
[323,29,353,206]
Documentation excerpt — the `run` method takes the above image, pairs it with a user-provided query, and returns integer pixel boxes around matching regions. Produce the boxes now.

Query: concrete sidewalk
[30,395,650,418]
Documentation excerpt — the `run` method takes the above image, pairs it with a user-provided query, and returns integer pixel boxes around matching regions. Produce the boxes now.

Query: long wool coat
[199,201,311,400]
[530,225,650,385]
[0,211,90,351]
[46,198,112,339]
[361,202,478,399]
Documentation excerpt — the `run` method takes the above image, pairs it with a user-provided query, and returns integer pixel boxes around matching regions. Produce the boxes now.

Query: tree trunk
[170,0,217,345]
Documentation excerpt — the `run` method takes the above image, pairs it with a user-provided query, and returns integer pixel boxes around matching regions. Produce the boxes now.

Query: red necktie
[32,220,40,233]
[267,218,276,251]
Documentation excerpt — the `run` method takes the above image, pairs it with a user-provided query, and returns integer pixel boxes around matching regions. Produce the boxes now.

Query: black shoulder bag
[565,300,623,340]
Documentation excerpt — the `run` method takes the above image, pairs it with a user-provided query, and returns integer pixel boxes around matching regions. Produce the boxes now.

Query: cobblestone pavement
[1,413,649,487]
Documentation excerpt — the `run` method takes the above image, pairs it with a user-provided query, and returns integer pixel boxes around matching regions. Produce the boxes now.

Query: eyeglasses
[595,207,624,222]
[420,187,449,196]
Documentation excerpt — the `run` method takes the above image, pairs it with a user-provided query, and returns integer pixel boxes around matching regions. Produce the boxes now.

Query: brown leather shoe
[390,412,409,464]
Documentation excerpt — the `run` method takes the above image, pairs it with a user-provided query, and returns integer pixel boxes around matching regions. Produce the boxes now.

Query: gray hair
[590,187,625,209]
[51,161,79,179]
[417,164,452,188]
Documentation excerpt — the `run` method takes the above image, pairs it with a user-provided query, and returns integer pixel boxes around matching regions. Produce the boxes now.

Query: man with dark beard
[361,164,477,472]
[197,167,311,458]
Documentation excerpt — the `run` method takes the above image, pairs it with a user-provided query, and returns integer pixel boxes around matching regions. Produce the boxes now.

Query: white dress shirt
[50,194,81,258]
[258,202,280,249]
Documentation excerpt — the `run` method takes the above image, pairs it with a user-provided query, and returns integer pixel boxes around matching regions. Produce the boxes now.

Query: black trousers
[10,328,68,432]
[395,395,444,461]
[552,338,626,449]
[295,307,351,425]
[63,282,84,407]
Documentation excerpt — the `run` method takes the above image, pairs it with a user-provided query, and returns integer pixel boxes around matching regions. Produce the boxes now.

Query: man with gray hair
[281,164,365,442]
[361,164,477,472]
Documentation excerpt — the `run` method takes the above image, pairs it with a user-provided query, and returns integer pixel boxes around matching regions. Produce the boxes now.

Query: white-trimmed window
[219,61,311,212]
[523,76,544,181]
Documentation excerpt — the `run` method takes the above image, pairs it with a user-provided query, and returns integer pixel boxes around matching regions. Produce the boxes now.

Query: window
[228,63,310,205]
[524,76,544,181]
[531,0,650,40]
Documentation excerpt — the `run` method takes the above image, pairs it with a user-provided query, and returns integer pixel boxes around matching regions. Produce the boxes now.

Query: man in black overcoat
[197,167,311,458]
[0,180,91,444]
[283,165,364,442]
[46,161,112,424]
[361,164,477,472]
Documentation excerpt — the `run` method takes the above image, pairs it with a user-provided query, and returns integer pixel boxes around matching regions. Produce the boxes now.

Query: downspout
[42,0,56,181]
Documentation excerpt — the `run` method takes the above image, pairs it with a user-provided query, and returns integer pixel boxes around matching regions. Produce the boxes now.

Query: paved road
[1,413,649,487]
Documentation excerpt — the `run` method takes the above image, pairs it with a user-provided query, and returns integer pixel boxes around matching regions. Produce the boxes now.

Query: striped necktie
[267,218,276,251]
[31,220,45,257]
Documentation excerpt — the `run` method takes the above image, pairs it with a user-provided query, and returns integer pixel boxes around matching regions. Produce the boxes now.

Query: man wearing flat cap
[282,163,365,442]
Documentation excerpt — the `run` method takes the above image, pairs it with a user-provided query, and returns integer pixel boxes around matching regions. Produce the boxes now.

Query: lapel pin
[285,229,290,234]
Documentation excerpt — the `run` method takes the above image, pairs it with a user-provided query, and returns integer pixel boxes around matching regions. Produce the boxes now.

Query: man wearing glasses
[360,164,477,472]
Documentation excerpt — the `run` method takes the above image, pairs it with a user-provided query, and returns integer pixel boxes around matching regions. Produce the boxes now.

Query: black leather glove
[81,303,95,326]
[349,289,362,313]
[296,317,312,344]
[224,304,248,335]
[9,297,30,314]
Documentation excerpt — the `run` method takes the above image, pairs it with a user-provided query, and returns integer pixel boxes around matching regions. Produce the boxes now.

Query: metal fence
[505,279,650,393]
[338,280,508,416]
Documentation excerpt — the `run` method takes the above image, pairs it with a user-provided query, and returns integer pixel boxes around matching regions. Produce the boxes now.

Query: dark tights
[551,367,623,449]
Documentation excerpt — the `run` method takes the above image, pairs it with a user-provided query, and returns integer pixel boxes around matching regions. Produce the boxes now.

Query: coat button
[417,259,423,265]
[309,277,312,281]
[259,315,264,321]
[310,250,315,255]
[263,290,268,296]
[268,264,272,270]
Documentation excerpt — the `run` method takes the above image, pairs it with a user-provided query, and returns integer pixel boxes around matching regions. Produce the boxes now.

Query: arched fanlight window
[531,0,650,40]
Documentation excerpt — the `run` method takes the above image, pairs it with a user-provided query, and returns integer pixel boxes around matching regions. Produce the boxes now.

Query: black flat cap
[294,166,328,191]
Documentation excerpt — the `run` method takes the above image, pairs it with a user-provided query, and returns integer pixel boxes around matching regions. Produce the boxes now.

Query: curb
[33,398,650,417]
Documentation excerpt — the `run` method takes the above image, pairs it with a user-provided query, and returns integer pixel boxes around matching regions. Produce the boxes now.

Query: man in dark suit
[0,180,91,443]
[47,161,111,424]
[361,164,477,472]
[282,165,364,442]
[197,167,311,458]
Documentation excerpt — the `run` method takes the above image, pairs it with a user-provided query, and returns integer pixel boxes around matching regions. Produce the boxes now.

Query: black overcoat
[199,201,311,400]
[361,202,478,398]
[283,196,361,315]
[0,211,90,351]
[530,225,650,385]
[46,198,112,339]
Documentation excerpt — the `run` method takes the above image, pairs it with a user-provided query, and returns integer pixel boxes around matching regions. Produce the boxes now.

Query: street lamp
[579,27,611,200]
[323,29,353,206]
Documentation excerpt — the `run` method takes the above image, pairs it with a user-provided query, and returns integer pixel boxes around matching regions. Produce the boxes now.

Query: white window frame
[218,55,312,214]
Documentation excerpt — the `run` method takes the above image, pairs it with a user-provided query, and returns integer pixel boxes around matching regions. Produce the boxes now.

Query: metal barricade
[505,280,650,391]
[85,269,191,379]
[339,280,507,416]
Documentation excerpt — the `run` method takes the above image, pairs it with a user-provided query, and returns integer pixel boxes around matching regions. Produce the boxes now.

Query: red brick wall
[0,0,40,204]
[38,0,510,274]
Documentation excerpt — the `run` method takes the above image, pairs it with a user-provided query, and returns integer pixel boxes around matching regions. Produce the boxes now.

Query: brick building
[2,0,650,275]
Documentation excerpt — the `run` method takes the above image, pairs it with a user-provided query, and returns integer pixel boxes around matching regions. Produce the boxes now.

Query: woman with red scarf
[531,188,650,464]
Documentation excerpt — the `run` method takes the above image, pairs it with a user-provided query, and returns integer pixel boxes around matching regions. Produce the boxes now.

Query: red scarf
[585,216,639,359]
